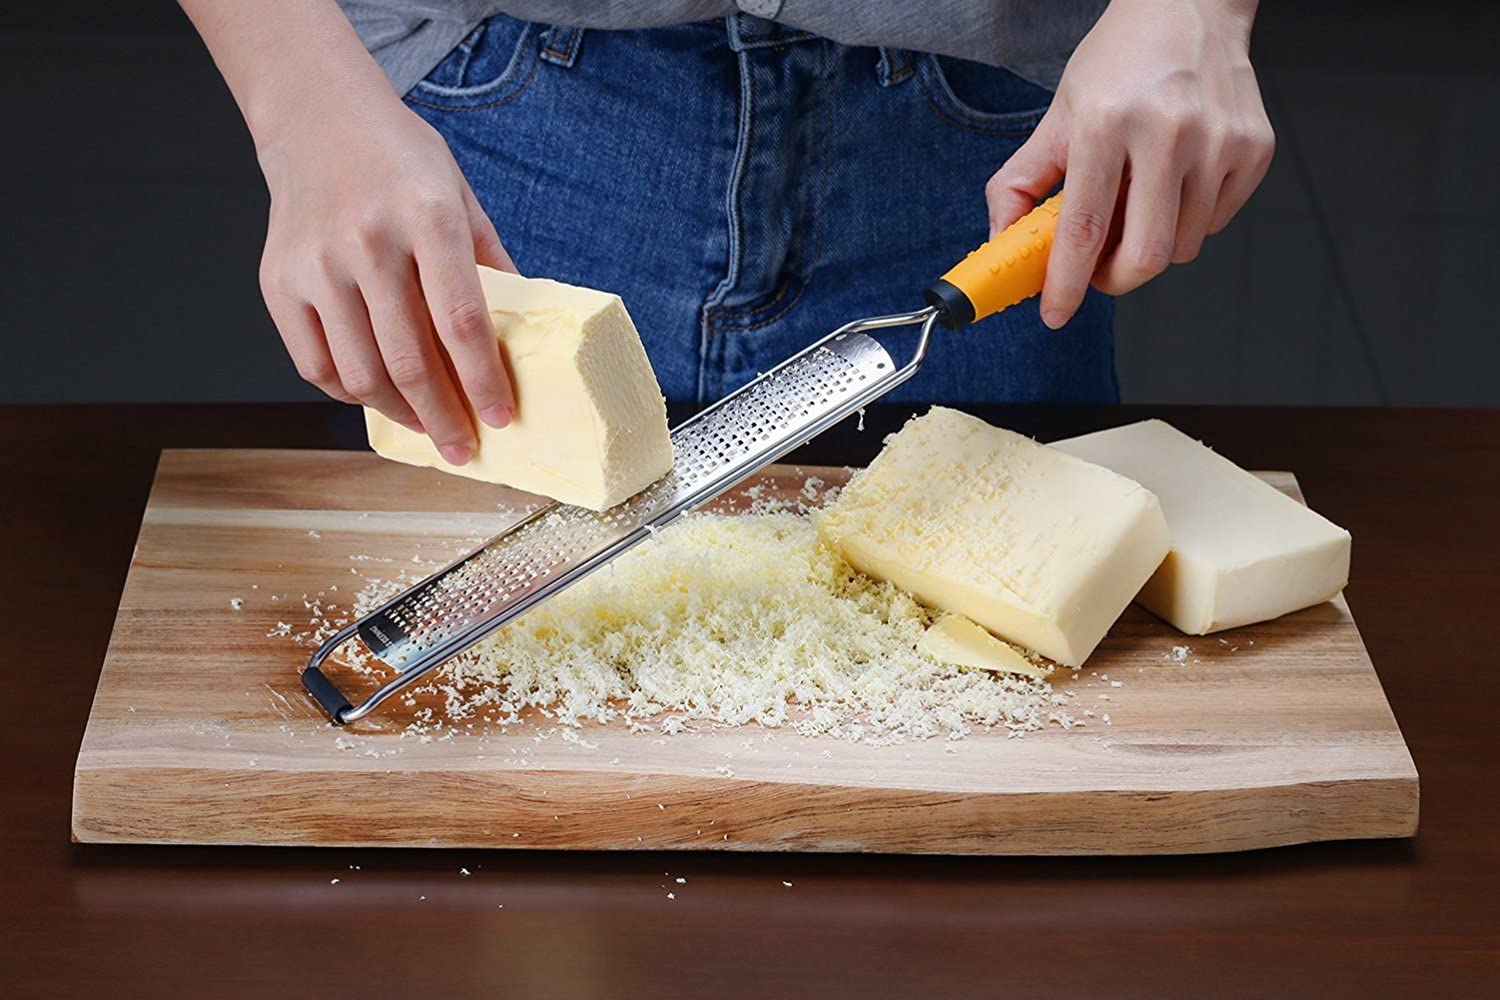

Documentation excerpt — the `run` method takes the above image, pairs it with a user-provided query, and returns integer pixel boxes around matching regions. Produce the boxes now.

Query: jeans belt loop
[877,47,915,87]
[541,24,584,68]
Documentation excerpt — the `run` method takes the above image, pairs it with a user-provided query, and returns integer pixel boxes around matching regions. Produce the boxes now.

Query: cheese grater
[303,195,1062,723]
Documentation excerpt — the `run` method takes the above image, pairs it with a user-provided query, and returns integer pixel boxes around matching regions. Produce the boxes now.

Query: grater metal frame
[302,305,941,724]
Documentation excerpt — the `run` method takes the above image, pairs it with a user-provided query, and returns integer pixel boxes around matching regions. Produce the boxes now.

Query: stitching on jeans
[915,61,1046,137]
[404,49,541,113]
[451,22,485,84]
[733,35,815,51]
[704,273,800,333]
[705,40,832,361]
[706,279,808,335]
[698,46,757,400]
[878,48,914,86]
[542,24,581,65]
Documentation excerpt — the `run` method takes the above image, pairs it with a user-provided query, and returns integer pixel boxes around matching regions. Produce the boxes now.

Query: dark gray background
[4,1,1497,406]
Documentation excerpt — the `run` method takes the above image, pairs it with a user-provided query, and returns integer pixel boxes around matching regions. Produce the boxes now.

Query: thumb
[462,183,519,274]
[984,117,1065,238]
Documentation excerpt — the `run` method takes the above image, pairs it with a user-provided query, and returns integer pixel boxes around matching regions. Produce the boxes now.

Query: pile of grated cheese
[329,504,1080,745]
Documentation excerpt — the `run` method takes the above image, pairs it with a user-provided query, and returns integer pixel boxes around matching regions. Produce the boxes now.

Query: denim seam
[705,275,805,334]
[877,48,914,87]
[404,48,541,113]
[450,22,485,85]
[704,45,831,355]
[699,47,757,400]
[541,24,582,67]
[732,35,815,51]
[915,58,1047,137]
[728,14,816,51]
[704,287,807,339]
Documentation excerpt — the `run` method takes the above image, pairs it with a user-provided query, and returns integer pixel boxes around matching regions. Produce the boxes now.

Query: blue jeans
[405,14,1117,405]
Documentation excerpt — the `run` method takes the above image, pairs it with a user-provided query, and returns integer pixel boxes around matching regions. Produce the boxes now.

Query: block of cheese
[817,407,1170,666]
[1052,419,1351,634]
[366,268,673,511]
[918,614,1049,679]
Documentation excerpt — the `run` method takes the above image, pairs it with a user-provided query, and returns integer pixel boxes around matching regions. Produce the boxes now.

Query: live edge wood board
[73,449,1418,854]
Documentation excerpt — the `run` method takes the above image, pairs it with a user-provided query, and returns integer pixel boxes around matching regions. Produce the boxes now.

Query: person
[179,1,1272,468]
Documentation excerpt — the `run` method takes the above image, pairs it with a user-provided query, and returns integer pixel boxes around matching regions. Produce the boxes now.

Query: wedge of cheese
[918,614,1049,679]
[1052,419,1351,634]
[366,268,673,511]
[817,408,1170,667]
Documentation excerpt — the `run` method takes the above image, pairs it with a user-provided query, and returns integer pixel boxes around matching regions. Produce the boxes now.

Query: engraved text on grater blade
[357,334,892,669]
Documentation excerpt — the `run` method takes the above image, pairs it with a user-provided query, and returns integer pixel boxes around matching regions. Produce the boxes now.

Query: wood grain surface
[8,404,1498,998]
[72,448,1417,854]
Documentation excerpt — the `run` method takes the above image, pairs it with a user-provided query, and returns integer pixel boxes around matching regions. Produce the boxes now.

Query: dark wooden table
[3,403,1497,998]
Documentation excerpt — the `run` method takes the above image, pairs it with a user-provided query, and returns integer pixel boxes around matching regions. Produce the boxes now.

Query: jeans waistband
[726,13,816,51]
[539,15,915,87]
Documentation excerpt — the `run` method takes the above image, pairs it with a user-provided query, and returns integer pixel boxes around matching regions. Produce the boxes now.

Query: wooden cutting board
[72,449,1417,854]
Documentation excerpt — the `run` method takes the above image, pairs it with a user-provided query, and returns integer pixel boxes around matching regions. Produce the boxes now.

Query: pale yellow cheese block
[1052,419,1351,634]
[816,408,1170,667]
[918,614,1049,679]
[366,268,673,511]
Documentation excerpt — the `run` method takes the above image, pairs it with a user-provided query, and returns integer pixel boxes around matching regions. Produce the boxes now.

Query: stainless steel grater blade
[303,305,942,723]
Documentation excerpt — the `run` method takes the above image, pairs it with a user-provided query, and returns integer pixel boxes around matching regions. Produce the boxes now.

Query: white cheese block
[1052,419,1351,634]
[918,614,1049,679]
[817,407,1170,667]
[366,268,673,511]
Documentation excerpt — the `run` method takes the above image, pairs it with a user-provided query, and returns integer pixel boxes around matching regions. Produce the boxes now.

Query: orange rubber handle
[925,194,1060,328]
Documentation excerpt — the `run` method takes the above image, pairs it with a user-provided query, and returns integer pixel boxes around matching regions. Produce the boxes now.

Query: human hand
[256,93,516,465]
[985,0,1274,329]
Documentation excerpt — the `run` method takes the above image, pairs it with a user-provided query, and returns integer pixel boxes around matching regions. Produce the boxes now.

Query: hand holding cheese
[367,269,673,511]
[189,0,523,465]
[818,408,1170,667]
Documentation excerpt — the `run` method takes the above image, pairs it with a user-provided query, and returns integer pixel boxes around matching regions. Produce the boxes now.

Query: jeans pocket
[407,15,540,111]
[916,54,1052,136]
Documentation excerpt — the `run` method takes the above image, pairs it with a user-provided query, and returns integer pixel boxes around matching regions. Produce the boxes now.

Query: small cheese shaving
[304,505,1077,744]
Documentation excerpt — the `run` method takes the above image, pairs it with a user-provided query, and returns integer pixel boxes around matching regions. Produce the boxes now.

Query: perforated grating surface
[356,331,896,673]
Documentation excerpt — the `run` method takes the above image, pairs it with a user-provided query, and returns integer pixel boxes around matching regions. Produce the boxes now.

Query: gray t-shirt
[339,1,1106,95]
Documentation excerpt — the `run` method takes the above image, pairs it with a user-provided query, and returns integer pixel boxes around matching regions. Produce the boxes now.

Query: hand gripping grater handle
[302,306,943,723]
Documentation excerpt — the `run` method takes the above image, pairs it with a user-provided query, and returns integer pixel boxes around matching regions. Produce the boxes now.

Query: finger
[1211,114,1276,233]
[1092,152,1182,296]
[984,117,1065,237]
[314,277,423,432]
[263,288,355,404]
[1209,163,1268,234]
[462,182,519,274]
[365,261,478,466]
[412,210,517,429]
[1040,136,1123,329]
[1170,171,1218,264]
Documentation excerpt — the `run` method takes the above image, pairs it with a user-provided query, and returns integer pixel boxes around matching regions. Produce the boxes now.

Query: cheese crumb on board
[1052,419,1351,634]
[365,268,673,511]
[341,507,1073,744]
[817,408,1170,667]
[917,614,1050,680]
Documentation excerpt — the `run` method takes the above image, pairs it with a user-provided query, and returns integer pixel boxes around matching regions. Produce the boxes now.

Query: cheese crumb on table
[816,408,1170,666]
[1052,419,1351,633]
[365,268,673,511]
